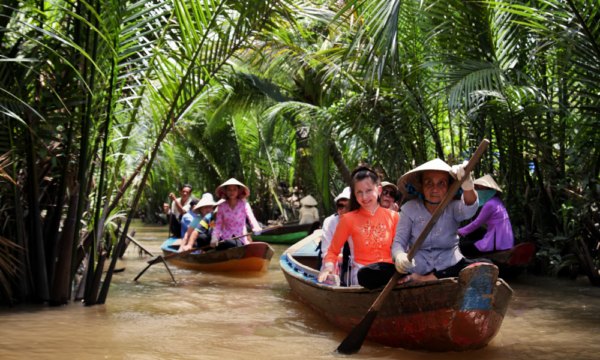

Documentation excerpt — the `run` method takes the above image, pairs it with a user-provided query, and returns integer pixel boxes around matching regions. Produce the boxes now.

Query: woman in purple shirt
[458,175,514,257]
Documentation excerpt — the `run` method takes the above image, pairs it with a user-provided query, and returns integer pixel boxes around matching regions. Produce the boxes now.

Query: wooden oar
[336,139,490,355]
[133,225,282,281]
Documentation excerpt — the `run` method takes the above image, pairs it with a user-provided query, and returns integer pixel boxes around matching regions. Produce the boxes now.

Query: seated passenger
[317,166,399,287]
[163,184,194,237]
[179,194,218,252]
[320,187,350,270]
[180,198,199,238]
[298,195,319,224]
[458,175,514,256]
[391,159,491,284]
[211,178,262,250]
[380,181,399,211]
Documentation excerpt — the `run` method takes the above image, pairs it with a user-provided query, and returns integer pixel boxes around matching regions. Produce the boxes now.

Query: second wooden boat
[281,233,513,352]
[466,243,535,278]
[161,238,274,272]
[251,223,313,244]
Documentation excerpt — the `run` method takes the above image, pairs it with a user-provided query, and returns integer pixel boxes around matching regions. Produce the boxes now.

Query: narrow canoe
[280,234,513,352]
[161,238,274,272]
[466,243,535,278]
[251,223,313,244]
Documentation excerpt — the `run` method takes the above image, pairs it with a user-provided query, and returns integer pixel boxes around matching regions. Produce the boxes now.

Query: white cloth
[348,262,363,286]
[321,214,353,270]
[171,196,193,217]
[299,205,319,224]
[321,213,358,285]
[321,214,339,257]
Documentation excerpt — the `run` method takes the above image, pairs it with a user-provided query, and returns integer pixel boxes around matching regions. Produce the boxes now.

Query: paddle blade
[335,310,379,354]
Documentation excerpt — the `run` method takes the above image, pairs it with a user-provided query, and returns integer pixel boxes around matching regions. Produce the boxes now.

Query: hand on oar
[210,225,282,248]
[335,139,490,355]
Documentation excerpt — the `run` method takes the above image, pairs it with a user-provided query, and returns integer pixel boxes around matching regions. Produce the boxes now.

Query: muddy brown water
[1,221,599,359]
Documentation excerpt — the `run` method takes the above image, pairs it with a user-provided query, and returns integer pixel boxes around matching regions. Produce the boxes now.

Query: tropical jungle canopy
[1,0,599,305]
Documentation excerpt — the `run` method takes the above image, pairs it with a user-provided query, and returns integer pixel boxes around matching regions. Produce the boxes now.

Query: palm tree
[0,0,292,306]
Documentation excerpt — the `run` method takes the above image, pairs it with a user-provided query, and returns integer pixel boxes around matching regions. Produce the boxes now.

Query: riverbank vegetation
[1,0,599,306]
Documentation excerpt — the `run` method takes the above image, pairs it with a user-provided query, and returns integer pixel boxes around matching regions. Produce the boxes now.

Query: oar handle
[406,139,489,261]
[224,224,282,242]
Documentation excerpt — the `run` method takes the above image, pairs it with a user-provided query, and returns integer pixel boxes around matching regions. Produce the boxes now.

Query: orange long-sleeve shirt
[324,206,399,267]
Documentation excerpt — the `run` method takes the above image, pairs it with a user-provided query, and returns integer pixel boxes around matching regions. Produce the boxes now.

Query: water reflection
[1,221,599,359]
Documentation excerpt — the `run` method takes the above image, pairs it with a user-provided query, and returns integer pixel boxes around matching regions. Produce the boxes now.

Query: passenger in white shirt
[320,187,350,270]
[162,184,194,237]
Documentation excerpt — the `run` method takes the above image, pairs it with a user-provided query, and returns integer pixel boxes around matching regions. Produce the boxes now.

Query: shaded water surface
[1,221,599,359]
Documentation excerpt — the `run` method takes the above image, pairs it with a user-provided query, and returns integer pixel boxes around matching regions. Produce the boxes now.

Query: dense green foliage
[1,0,600,305]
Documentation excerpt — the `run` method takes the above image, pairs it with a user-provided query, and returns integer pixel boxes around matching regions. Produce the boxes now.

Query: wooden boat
[161,238,274,272]
[251,223,314,244]
[466,243,535,278]
[280,233,513,351]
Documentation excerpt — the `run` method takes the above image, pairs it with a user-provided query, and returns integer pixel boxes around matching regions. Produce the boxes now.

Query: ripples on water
[1,221,599,359]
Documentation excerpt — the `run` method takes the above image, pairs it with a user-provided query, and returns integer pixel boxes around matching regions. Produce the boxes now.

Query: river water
[1,221,599,359]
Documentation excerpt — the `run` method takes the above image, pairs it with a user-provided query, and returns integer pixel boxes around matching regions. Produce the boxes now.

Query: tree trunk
[26,113,49,302]
[49,184,79,306]
[571,237,600,286]
[46,123,74,284]
[118,229,136,258]
[329,139,352,185]
[84,251,107,306]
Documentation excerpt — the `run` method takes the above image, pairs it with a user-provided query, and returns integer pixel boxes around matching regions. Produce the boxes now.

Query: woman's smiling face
[353,178,381,212]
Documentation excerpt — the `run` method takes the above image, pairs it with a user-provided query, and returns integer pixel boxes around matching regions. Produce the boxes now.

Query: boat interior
[283,231,342,286]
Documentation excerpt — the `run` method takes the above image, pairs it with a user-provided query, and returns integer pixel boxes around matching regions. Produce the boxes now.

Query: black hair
[348,165,381,212]
[189,198,199,207]
[181,184,193,191]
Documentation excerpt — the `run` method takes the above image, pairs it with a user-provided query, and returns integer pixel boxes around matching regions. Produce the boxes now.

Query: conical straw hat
[397,159,452,199]
[334,187,351,202]
[215,178,250,200]
[474,174,503,193]
[300,195,318,206]
[192,193,216,214]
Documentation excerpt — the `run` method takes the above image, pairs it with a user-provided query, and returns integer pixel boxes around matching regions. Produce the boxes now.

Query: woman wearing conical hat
[210,178,262,250]
[458,175,514,257]
[385,159,491,284]
[298,195,319,225]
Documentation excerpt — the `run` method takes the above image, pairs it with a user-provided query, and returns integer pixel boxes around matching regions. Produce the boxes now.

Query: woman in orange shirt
[318,166,399,289]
